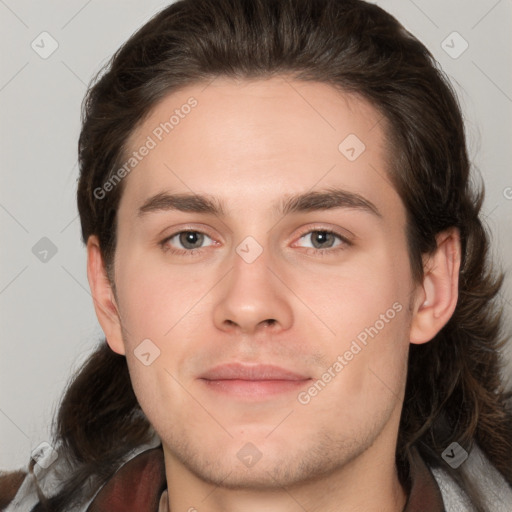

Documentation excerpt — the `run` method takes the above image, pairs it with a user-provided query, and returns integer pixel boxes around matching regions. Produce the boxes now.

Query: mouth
[199,363,312,399]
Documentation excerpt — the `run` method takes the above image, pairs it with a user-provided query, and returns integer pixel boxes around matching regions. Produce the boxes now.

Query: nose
[212,244,293,336]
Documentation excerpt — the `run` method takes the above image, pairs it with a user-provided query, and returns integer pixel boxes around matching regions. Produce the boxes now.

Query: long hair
[32,0,512,509]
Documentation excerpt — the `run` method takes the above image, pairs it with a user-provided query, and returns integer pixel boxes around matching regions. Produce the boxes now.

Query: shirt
[85,445,445,511]
[5,439,512,510]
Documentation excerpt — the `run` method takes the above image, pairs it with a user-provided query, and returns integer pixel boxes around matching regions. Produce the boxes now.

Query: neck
[162,418,407,512]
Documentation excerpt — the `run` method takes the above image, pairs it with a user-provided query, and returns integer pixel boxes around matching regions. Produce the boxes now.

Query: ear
[86,235,126,355]
[409,227,461,344]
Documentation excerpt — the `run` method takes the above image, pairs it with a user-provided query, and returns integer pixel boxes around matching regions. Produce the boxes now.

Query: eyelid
[292,223,354,244]
[159,224,218,241]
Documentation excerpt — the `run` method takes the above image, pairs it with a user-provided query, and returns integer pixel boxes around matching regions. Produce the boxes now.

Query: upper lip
[200,363,310,381]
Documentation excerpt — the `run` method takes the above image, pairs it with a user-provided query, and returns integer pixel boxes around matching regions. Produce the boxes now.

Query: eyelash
[159,227,352,257]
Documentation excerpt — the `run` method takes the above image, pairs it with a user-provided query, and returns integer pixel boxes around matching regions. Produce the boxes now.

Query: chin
[165,430,364,491]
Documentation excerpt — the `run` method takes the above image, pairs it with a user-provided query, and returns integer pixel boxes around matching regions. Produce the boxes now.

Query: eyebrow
[137,187,382,219]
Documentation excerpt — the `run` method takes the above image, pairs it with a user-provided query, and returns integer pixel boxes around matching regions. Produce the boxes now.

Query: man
[1,0,511,510]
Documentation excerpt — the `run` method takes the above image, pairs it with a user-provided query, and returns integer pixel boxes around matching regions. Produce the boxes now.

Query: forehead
[118,76,401,222]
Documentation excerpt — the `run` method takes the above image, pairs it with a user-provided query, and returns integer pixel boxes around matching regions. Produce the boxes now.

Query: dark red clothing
[85,445,445,511]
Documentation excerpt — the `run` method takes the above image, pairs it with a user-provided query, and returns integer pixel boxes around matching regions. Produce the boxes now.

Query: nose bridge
[232,235,272,292]
[212,235,293,334]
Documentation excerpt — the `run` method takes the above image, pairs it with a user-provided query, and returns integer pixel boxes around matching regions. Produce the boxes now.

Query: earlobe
[410,228,461,345]
[86,235,126,355]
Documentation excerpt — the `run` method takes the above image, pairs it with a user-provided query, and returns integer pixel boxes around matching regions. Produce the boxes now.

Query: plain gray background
[1,0,511,470]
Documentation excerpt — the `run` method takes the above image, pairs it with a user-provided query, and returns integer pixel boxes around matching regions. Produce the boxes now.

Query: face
[102,77,421,489]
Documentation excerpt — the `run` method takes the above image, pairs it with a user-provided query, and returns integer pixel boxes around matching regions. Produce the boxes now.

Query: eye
[159,227,351,257]
[294,229,351,255]
[161,230,216,255]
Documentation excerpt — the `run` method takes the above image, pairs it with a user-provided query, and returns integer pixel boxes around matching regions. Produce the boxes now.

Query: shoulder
[0,469,28,509]
[1,434,163,512]
[430,444,512,512]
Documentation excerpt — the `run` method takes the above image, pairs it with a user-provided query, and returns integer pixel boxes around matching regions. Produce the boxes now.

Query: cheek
[302,305,410,423]
[114,254,206,344]
[312,249,409,331]
[304,251,412,395]
[124,355,187,439]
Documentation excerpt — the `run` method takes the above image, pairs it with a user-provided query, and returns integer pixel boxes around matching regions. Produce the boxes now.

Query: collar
[87,445,445,511]
[86,447,166,512]
[403,446,446,511]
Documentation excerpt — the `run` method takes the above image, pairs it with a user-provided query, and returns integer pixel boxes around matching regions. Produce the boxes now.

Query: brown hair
[31,0,512,510]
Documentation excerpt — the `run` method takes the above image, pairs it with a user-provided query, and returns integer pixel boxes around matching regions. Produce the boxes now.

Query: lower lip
[200,378,311,399]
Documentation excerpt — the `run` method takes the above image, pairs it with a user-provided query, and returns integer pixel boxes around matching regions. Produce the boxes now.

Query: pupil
[181,232,202,249]
[314,231,332,248]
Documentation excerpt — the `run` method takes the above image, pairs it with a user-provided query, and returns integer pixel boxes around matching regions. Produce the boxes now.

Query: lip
[200,363,309,381]
[199,363,311,399]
